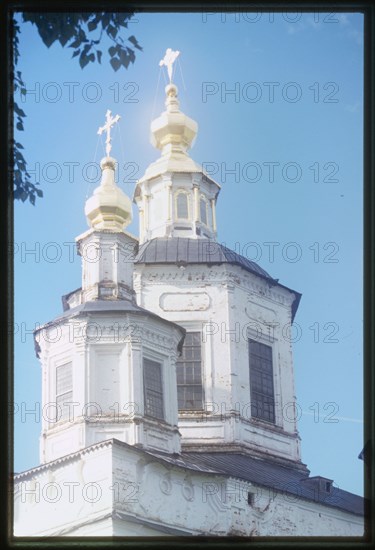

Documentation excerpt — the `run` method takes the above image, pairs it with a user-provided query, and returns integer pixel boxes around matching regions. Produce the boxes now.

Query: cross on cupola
[84,110,132,231]
[97,109,121,157]
[133,48,221,243]
[159,48,180,83]
[78,109,135,303]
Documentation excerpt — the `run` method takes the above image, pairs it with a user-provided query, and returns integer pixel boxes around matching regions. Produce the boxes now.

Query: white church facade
[14,50,364,537]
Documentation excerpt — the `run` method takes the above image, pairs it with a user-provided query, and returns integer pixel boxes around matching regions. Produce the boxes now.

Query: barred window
[248,340,275,423]
[176,192,189,219]
[56,362,73,422]
[143,358,164,420]
[176,332,203,410]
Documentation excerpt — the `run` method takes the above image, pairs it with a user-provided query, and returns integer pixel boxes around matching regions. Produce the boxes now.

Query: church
[14,49,364,537]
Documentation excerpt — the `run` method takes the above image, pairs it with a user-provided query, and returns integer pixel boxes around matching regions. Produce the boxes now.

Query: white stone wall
[36,312,183,463]
[14,443,114,536]
[134,171,218,242]
[75,228,137,301]
[134,261,302,463]
[14,440,364,537]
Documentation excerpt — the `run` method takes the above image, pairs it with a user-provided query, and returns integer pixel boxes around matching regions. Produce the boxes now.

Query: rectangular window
[56,362,73,422]
[176,332,203,410]
[143,358,164,420]
[248,340,275,423]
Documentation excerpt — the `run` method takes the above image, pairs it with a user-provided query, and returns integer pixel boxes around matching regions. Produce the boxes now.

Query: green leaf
[79,53,90,69]
[96,50,102,64]
[69,39,81,49]
[110,57,121,71]
[108,45,117,57]
[72,49,80,58]
[58,33,70,47]
[78,27,88,43]
[119,48,130,68]
[128,35,143,51]
[101,14,110,29]
[117,14,131,28]
[127,47,135,64]
[107,24,118,39]
[16,122,24,131]
[14,104,26,117]
[88,20,97,32]
[13,188,22,200]
[38,28,56,48]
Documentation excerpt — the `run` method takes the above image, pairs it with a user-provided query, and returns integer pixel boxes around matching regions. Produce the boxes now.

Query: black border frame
[2,1,373,548]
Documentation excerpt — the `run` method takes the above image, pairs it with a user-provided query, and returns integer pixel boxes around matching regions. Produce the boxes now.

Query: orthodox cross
[97,109,121,157]
[159,48,180,83]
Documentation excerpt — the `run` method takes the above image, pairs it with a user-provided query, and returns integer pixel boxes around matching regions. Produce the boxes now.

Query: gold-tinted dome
[150,84,197,154]
[85,157,132,231]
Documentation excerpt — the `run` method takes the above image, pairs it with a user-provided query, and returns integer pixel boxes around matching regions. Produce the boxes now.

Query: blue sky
[14,11,364,496]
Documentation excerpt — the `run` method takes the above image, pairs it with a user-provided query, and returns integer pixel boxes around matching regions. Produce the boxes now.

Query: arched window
[176,191,189,220]
[200,195,208,226]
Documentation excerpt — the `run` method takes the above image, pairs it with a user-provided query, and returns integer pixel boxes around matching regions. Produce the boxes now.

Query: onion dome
[151,83,197,154]
[84,156,132,231]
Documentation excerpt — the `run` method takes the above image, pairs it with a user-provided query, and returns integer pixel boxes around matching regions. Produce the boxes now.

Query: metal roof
[181,452,364,516]
[14,439,364,517]
[135,238,302,321]
[136,237,275,281]
[35,299,184,331]
[13,439,217,481]
[33,299,186,356]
